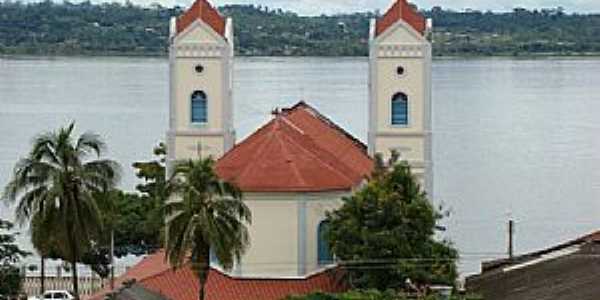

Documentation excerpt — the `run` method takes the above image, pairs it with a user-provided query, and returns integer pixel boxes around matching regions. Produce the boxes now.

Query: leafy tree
[325,153,458,291]
[1,2,600,57]
[0,218,29,296]
[104,190,160,256]
[130,142,169,250]
[165,158,251,300]
[2,123,121,299]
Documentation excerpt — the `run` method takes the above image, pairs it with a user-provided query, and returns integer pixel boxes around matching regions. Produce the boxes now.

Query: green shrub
[284,290,484,300]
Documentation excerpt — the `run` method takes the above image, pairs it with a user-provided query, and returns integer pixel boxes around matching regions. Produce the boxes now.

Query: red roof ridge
[282,101,369,154]
[279,115,305,135]
[176,0,226,37]
[215,101,373,192]
[275,127,309,188]
[228,120,283,185]
[375,0,426,37]
[234,116,358,190]
[275,119,358,188]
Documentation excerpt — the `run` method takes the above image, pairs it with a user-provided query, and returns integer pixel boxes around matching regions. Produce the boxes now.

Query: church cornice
[172,43,227,58]
[377,43,427,58]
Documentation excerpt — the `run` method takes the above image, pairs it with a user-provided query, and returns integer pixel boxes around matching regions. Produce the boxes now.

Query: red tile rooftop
[140,264,346,300]
[176,0,225,37]
[87,250,171,300]
[89,250,347,300]
[376,0,427,37]
[215,101,374,193]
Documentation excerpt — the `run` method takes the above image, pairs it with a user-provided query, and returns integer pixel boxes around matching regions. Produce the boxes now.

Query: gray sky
[150,0,600,14]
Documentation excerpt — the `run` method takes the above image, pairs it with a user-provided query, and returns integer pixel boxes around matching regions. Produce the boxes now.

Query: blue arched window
[391,93,408,126]
[191,91,207,124]
[318,221,333,265]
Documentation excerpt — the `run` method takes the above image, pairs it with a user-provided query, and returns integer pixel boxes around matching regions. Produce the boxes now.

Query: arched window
[191,91,207,124]
[318,221,333,265]
[391,93,408,126]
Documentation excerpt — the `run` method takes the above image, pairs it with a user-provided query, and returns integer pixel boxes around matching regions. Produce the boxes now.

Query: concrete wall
[22,276,104,298]
[223,191,348,278]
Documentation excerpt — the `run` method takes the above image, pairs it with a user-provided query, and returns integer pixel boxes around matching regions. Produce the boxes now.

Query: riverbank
[4,52,600,60]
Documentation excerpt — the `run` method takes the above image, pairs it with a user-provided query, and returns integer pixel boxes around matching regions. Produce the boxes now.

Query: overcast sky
[145,0,600,15]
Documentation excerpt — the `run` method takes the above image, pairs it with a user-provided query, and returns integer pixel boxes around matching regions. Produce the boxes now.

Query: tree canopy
[1,2,598,56]
[325,155,458,290]
[0,218,29,296]
[2,123,121,298]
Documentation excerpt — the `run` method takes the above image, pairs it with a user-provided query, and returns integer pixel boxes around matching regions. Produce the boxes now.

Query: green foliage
[285,290,483,300]
[107,190,161,256]
[0,219,28,296]
[286,290,397,300]
[325,154,458,290]
[1,2,598,56]
[2,123,121,298]
[165,158,251,300]
[129,142,168,251]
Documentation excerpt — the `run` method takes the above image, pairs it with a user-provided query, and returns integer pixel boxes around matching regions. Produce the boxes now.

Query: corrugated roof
[467,243,600,300]
[215,101,373,192]
[376,0,426,37]
[176,0,225,37]
[479,229,600,274]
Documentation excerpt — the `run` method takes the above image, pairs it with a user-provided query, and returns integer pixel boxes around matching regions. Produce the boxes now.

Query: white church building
[98,0,433,298]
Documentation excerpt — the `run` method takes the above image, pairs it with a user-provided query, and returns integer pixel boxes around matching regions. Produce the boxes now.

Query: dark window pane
[392,93,408,125]
[318,221,333,265]
[191,91,207,123]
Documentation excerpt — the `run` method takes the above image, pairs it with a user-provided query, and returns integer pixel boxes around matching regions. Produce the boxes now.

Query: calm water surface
[2,56,600,275]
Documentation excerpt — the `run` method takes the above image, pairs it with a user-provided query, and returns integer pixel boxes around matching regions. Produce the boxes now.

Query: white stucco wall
[235,192,348,278]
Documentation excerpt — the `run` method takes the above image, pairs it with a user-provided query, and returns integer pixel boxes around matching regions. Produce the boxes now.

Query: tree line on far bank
[1,1,599,57]
[0,123,458,300]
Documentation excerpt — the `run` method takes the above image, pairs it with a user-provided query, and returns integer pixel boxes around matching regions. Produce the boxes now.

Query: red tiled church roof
[376,0,426,37]
[176,0,225,37]
[87,250,172,300]
[215,102,373,192]
[140,265,346,300]
[90,250,346,300]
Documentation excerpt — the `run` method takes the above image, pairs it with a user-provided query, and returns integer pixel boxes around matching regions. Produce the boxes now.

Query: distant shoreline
[4,53,600,60]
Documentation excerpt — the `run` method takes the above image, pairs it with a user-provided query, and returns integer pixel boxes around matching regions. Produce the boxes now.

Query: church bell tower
[167,0,235,170]
[368,0,433,195]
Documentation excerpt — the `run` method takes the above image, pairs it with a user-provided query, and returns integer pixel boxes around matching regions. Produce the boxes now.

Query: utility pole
[508,219,515,260]
[110,229,115,290]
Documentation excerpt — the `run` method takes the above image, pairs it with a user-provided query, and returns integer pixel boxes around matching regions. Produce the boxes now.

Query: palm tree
[30,213,56,296]
[165,158,251,300]
[2,123,120,299]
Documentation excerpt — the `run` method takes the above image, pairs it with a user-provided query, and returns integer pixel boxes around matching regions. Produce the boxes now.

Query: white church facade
[166,0,433,279]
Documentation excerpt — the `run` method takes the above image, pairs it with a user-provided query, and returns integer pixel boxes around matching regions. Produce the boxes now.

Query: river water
[2,56,600,276]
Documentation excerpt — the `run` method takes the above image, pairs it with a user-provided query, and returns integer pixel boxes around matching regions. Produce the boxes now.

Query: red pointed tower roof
[176,0,226,37]
[376,0,426,37]
[215,102,374,193]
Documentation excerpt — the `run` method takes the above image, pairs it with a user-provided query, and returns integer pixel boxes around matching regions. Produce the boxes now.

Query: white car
[28,291,75,300]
